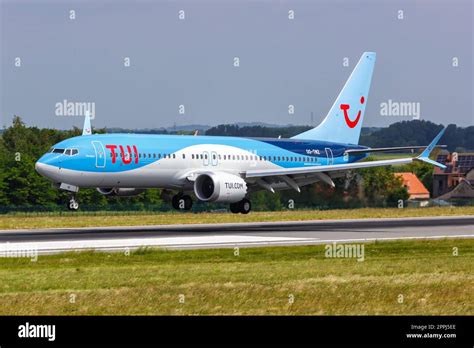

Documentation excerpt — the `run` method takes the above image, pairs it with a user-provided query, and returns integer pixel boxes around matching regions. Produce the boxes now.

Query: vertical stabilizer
[292,52,376,144]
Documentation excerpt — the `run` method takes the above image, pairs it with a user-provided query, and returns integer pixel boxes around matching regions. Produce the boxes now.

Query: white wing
[242,128,447,192]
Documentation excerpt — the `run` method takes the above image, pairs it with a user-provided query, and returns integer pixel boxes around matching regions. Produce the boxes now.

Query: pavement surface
[0,216,472,254]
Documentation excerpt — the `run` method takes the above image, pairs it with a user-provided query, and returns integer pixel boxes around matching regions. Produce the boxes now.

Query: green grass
[0,239,472,315]
[1,206,473,230]
[368,153,417,161]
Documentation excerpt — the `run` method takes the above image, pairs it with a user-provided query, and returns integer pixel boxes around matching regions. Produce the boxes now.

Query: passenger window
[182,154,185,159]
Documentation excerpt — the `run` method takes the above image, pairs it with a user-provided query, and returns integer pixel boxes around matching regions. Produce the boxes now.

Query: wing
[242,128,447,192]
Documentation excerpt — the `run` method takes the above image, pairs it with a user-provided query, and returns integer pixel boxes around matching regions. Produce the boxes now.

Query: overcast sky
[1,0,472,130]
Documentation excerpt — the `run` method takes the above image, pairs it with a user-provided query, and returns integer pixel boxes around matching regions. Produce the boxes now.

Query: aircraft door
[325,148,334,165]
[91,141,106,168]
[211,151,218,166]
[202,151,209,166]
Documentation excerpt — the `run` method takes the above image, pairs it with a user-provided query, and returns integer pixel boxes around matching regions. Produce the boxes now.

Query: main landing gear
[230,198,251,214]
[67,195,79,211]
[172,193,193,211]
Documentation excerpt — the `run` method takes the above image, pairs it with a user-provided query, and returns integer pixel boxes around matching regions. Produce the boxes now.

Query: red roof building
[395,173,430,200]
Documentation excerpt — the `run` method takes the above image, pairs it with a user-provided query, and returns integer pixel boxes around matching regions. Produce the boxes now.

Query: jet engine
[194,172,247,203]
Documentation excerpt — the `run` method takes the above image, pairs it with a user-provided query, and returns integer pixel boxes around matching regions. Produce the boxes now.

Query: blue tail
[292,52,376,145]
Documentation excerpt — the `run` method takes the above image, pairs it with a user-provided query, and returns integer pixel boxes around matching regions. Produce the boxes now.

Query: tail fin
[291,52,376,144]
[82,111,92,136]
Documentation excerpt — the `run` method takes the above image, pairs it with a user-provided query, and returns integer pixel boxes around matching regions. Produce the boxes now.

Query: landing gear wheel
[67,196,79,211]
[172,194,193,211]
[230,202,240,214]
[239,198,251,214]
[230,199,251,214]
[181,195,193,210]
[171,194,181,210]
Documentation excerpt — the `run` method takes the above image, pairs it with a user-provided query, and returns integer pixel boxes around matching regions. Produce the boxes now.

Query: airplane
[35,52,447,213]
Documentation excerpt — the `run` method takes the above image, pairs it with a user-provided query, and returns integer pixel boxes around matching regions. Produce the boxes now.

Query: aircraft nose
[35,160,59,180]
[35,161,47,177]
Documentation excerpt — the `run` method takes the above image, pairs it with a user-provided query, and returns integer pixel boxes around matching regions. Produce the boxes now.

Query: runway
[0,216,472,255]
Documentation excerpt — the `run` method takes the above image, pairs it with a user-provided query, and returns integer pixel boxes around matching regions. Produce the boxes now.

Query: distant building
[433,152,474,200]
[395,173,430,200]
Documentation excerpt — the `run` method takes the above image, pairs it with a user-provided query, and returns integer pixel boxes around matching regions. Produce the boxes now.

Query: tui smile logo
[340,96,365,128]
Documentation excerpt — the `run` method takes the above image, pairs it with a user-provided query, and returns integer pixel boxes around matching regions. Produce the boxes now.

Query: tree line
[205,120,473,152]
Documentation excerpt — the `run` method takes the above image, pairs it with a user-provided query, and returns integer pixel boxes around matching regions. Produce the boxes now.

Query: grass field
[0,239,472,315]
[368,153,417,160]
[1,206,473,230]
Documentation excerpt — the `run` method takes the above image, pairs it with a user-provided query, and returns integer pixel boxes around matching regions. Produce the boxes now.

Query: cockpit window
[52,148,65,154]
[47,147,54,153]
[63,148,79,156]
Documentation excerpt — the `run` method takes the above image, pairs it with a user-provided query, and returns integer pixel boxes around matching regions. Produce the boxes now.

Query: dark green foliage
[205,124,311,138]
[206,121,473,152]
[359,120,473,152]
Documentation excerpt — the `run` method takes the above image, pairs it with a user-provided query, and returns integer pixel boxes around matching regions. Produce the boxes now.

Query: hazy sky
[1,0,472,130]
